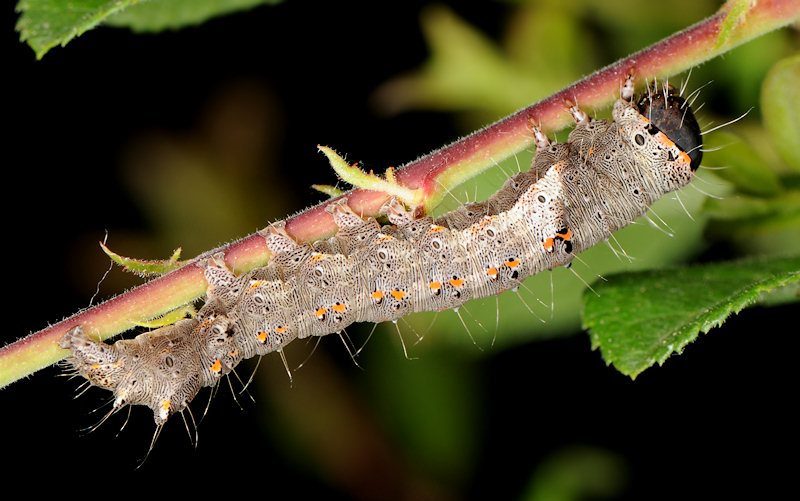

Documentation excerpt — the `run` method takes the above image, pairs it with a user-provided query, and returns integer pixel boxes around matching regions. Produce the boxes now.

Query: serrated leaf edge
[623,269,798,379]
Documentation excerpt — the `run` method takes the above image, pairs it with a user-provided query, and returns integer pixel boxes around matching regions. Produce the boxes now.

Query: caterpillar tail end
[60,320,207,426]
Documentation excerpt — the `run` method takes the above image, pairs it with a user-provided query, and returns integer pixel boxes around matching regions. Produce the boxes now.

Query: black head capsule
[637,85,703,171]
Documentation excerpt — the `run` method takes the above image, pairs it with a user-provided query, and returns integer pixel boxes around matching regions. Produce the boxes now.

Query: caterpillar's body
[61,78,702,425]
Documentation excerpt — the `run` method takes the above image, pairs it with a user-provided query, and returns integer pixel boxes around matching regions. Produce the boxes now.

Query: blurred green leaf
[707,29,796,110]
[761,54,800,172]
[391,4,532,115]
[372,0,726,126]
[702,131,782,197]
[106,0,281,32]
[582,0,715,52]
[703,189,800,256]
[584,255,800,378]
[704,189,800,221]
[363,337,481,484]
[16,0,280,58]
[518,446,627,501]
[371,3,592,125]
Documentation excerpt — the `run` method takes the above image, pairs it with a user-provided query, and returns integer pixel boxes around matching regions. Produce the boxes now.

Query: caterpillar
[60,75,702,428]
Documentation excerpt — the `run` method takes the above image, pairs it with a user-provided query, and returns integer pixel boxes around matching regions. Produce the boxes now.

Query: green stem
[1,0,798,388]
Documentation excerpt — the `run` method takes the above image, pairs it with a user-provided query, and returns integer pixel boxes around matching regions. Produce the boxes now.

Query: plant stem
[1,0,798,388]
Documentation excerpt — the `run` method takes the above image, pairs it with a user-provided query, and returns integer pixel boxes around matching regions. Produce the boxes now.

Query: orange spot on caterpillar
[543,238,555,251]
[332,303,347,313]
[249,280,262,289]
[371,290,384,302]
[257,331,268,342]
[390,290,407,301]
[448,278,465,288]
[161,399,171,412]
[504,259,520,268]
[557,229,572,240]
[276,325,287,334]
[211,359,222,373]
[486,266,498,278]
[315,307,327,320]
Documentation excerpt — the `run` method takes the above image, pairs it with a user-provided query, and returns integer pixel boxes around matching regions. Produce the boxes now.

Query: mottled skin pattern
[60,80,702,425]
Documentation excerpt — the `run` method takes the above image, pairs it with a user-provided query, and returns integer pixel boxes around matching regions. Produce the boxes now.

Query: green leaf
[310,184,346,199]
[15,0,280,59]
[584,255,800,379]
[761,54,800,172]
[16,0,139,59]
[105,0,281,33]
[100,241,185,276]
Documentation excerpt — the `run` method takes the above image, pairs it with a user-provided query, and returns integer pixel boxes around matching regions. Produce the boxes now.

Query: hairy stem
[1,0,798,388]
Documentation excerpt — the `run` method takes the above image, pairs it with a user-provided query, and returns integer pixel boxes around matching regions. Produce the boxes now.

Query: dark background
[3,1,797,499]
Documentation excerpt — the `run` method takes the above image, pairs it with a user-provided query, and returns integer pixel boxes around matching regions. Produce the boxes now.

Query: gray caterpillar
[60,76,702,427]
